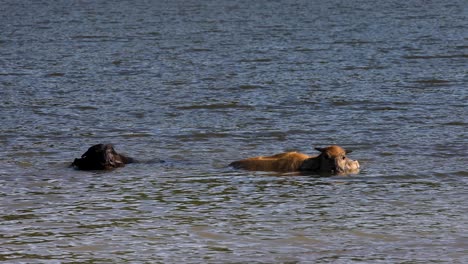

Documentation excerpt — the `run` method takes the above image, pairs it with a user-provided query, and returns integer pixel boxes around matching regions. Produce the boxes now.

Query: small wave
[334,40,377,45]
[414,79,451,84]
[238,84,264,90]
[163,80,190,86]
[44,72,65,77]
[176,102,254,110]
[71,35,108,39]
[118,70,147,76]
[452,171,468,176]
[443,121,466,126]
[342,65,386,70]
[331,100,401,110]
[174,132,229,141]
[0,72,30,76]
[70,35,128,42]
[72,105,99,111]
[238,58,273,63]
[403,54,468,59]
[186,48,212,52]
[121,132,153,138]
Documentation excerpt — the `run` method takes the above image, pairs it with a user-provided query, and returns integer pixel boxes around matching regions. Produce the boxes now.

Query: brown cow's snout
[334,162,344,173]
[327,157,358,174]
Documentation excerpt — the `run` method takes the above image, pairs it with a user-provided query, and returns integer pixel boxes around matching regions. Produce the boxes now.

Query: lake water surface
[1,0,467,263]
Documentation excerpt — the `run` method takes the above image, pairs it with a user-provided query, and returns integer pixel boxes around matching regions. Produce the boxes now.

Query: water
[0,0,467,263]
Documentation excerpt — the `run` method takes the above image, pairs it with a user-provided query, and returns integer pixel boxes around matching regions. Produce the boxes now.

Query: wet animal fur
[229,145,359,173]
[71,144,134,170]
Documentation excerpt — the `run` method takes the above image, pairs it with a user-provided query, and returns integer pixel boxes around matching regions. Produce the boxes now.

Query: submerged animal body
[229,145,360,174]
[71,144,134,170]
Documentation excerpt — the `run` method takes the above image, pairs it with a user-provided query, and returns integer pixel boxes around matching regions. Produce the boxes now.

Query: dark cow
[71,144,134,170]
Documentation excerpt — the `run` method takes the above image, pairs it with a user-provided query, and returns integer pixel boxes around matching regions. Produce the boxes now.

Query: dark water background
[1,0,467,263]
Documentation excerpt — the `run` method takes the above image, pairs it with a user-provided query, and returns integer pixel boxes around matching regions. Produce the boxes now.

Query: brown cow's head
[71,144,134,170]
[315,145,360,174]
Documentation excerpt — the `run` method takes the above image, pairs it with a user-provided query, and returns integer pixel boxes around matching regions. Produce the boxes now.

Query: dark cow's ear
[346,149,353,154]
[315,147,325,152]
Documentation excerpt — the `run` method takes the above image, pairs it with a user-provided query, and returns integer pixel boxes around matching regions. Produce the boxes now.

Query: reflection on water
[1,172,466,262]
[0,0,467,263]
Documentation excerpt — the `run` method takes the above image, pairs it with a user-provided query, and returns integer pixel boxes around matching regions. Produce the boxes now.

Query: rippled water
[1,0,467,263]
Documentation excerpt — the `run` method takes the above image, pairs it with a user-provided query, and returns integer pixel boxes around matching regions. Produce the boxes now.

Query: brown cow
[229,145,360,174]
[71,144,134,170]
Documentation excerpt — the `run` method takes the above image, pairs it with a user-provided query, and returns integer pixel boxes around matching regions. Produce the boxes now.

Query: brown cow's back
[229,152,312,172]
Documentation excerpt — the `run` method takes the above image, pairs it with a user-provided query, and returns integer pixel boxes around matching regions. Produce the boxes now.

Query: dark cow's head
[71,144,134,170]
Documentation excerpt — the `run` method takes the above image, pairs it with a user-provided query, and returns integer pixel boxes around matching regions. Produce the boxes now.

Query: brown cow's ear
[315,147,325,152]
[346,149,353,154]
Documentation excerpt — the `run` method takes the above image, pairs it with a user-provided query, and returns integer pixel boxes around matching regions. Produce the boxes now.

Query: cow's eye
[342,156,346,160]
